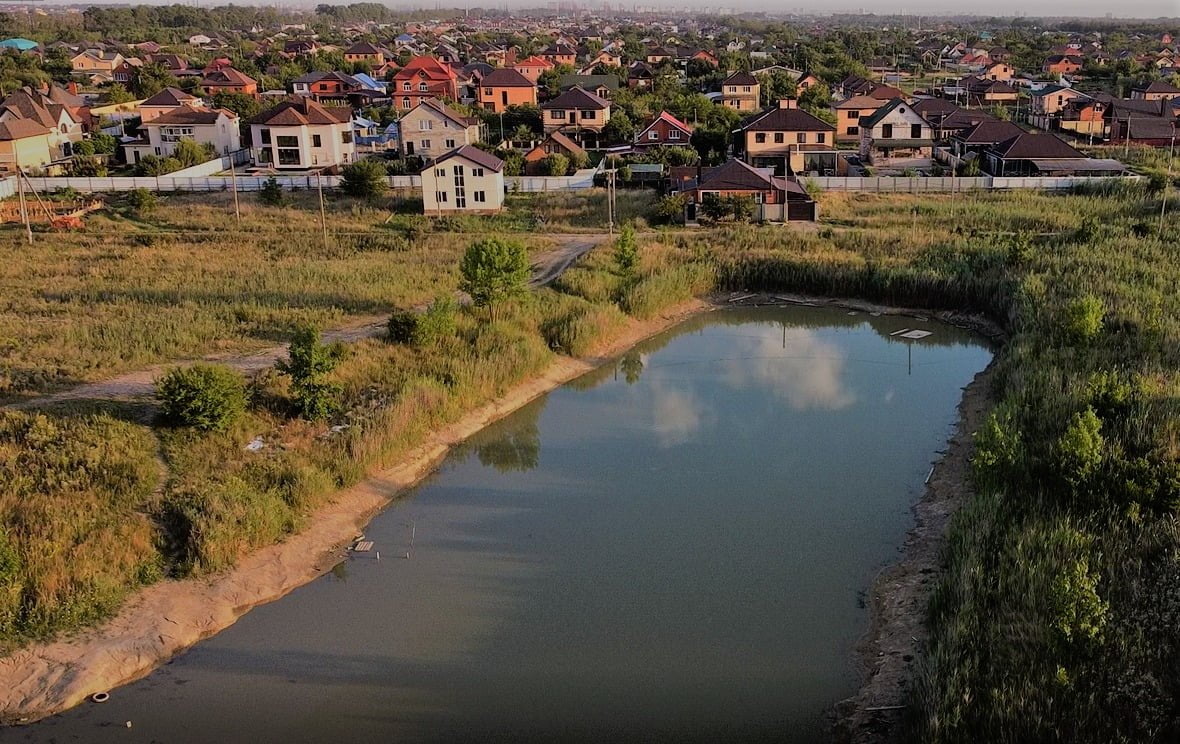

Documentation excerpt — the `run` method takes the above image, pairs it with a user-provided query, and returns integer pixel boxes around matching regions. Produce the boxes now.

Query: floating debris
[352,540,374,552]
[889,328,910,336]
[899,330,933,340]
[91,692,110,704]
[245,437,265,452]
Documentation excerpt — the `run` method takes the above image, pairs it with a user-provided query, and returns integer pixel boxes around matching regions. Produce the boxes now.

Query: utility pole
[229,152,241,223]
[16,167,32,244]
[1160,121,1175,238]
[316,171,329,252]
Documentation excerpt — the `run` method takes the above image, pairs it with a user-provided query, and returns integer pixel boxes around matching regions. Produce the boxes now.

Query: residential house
[421,145,505,215]
[523,130,587,174]
[582,49,623,71]
[283,40,317,57]
[677,158,816,222]
[1132,80,1180,102]
[139,86,203,123]
[1109,116,1177,147]
[344,41,386,69]
[514,56,554,83]
[833,95,886,142]
[540,85,611,144]
[982,62,1015,81]
[646,47,673,64]
[392,56,460,110]
[949,119,1025,158]
[982,132,1127,176]
[627,61,655,89]
[399,98,481,158]
[958,76,1019,105]
[557,74,619,99]
[1058,97,1109,137]
[692,50,719,67]
[1043,54,1083,76]
[720,71,761,112]
[112,58,141,85]
[0,118,54,173]
[858,98,935,168]
[200,68,258,97]
[248,98,356,170]
[540,44,577,67]
[0,86,84,160]
[145,53,189,73]
[126,105,240,164]
[634,110,693,150]
[1028,85,1088,129]
[477,68,537,113]
[70,50,124,77]
[737,100,837,174]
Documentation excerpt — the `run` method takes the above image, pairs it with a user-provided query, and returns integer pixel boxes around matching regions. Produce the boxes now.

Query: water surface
[25,306,991,743]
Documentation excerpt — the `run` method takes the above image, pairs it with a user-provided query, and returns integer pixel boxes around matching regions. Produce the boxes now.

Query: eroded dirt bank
[0,298,710,725]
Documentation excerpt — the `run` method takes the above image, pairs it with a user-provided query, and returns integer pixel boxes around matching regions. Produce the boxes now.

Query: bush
[340,158,389,200]
[387,297,455,346]
[127,187,158,215]
[653,193,687,224]
[541,153,570,177]
[613,222,638,274]
[258,176,284,206]
[156,364,247,432]
[1062,295,1104,343]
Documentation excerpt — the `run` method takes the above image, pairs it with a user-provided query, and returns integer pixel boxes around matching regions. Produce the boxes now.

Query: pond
[25,305,992,743]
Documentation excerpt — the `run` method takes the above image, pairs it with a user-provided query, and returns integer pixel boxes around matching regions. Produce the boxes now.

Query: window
[743,85,751,92]
[550,110,565,120]
[847,126,859,136]
[341,131,352,144]
[817,133,826,143]
[882,123,893,138]
[580,110,594,119]
[774,132,784,143]
[312,134,322,147]
[910,124,922,139]
[445,138,455,148]
[649,131,659,140]
[669,130,680,140]
[420,120,432,131]
[421,139,431,149]
[403,81,411,91]
[419,82,428,91]
[472,168,484,177]
[277,148,300,165]
[435,168,445,177]
[260,128,271,144]
[483,88,492,96]
[848,110,860,119]
[474,190,486,202]
[755,133,766,143]
[402,97,411,109]
[276,135,298,147]
[796,132,806,143]
[436,191,448,202]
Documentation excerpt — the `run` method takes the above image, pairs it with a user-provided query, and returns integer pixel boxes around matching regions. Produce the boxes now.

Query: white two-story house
[248,98,355,171]
[420,145,504,215]
[858,98,935,169]
[125,105,241,164]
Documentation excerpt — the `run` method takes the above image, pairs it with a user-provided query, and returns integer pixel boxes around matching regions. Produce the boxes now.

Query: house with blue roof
[0,38,39,52]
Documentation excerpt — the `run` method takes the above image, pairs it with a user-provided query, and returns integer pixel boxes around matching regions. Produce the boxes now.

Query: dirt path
[6,234,607,413]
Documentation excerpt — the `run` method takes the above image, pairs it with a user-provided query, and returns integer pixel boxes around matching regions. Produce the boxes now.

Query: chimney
[778,98,797,109]
[68,81,79,96]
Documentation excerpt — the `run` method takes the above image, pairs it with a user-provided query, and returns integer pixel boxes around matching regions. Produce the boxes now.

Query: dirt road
[6,233,607,412]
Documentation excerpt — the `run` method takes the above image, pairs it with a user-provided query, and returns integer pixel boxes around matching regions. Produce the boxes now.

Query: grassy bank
[3,185,1179,742]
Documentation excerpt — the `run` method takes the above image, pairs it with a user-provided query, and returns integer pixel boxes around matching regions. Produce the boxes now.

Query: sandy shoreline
[0,292,1000,735]
[0,298,712,725]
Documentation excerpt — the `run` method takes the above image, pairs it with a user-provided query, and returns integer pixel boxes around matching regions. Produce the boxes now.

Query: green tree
[90,132,117,155]
[613,222,638,274]
[1063,295,1104,343]
[276,326,343,421]
[700,193,728,222]
[210,91,262,119]
[133,62,177,98]
[340,158,388,200]
[173,139,216,168]
[727,194,756,221]
[541,153,569,176]
[104,83,135,104]
[156,364,247,432]
[602,110,635,144]
[459,237,530,317]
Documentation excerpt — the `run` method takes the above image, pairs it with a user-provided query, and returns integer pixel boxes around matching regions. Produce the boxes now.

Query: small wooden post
[17,167,32,244]
[316,171,328,252]
[229,154,241,224]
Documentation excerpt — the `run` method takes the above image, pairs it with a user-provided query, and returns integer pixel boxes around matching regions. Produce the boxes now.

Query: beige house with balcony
[248,98,355,171]
[399,98,482,159]
[541,86,611,146]
[738,100,838,175]
[720,71,760,112]
[421,145,505,215]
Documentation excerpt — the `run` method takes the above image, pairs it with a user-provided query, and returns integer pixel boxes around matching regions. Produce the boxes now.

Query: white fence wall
[808,175,1140,192]
[17,167,600,194]
[0,178,14,199]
